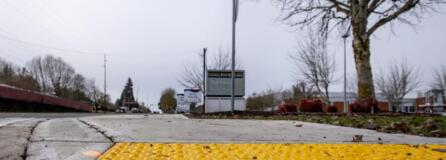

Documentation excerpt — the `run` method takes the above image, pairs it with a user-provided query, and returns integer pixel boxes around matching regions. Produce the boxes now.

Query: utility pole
[202,48,207,112]
[231,0,238,112]
[103,54,107,112]
[136,86,139,102]
[342,34,348,113]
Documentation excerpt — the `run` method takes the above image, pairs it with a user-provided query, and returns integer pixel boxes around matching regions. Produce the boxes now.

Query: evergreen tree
[116,78,137,107]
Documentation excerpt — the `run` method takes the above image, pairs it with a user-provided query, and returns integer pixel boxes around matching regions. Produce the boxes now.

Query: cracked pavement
[0,113,445,160]
[0,115,113,160]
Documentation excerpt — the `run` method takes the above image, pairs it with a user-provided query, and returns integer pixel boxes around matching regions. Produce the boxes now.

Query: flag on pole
[233,0,239,23]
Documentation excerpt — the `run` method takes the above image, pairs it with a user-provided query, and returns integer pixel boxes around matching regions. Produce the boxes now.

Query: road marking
[99,143,446,160]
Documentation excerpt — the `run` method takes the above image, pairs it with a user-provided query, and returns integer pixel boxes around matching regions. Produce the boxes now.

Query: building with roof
[417,89,445,113]
[329,89,445,113]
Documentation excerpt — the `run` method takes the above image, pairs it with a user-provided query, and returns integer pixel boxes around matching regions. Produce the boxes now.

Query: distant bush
[278,103,297,112]
[326,105,337,113]
[299,99,324,112]
[191,104,204,114]
[349,98,378,113]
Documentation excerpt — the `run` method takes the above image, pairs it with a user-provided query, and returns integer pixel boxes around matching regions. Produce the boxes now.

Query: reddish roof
[0,84,92,112]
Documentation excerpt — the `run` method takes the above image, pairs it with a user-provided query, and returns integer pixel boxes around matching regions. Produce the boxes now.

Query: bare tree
[85,79,101,108]
[290,31,336,103]
[432,66,446,90]
[211,49,233,70]
[72,74,86,92]
[27,55,75,96]
[0,58,40,91]
[375,61,420,112]
[178,63,203,90]
[178,49,242,90]
[292,80,318,100]
[0,58,8,69]
[275,0,444,100]
[347,73,358,97]
[246,87,286,111]
[27,56,49,92]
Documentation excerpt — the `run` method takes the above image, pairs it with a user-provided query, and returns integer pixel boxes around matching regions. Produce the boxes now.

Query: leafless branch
[375,60,421,111]
[178,49,243,91]
[431,66,446,90]
[290,30,336,103]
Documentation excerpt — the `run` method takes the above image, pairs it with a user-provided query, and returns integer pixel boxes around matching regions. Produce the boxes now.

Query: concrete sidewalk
[80,114,446,144]
[0,114,445,160]
[28,118,112,160]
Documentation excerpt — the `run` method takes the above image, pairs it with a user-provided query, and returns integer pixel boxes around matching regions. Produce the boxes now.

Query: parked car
[115,106,128,113]
[131,108,141,113]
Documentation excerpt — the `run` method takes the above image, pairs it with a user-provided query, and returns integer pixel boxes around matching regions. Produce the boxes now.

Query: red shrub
[278,103,297,112]
[349,98,379,113]
[326,105,338,113]
[299,99,324,112]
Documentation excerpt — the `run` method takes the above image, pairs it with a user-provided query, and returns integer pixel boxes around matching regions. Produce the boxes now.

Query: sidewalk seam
[22,119,46,160]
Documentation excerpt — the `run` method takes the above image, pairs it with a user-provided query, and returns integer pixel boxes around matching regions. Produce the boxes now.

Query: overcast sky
[0,0,445,111]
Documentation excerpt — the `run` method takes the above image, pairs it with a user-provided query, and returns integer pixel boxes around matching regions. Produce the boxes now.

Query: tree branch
[328,0,350,14]
[367,0,419,36]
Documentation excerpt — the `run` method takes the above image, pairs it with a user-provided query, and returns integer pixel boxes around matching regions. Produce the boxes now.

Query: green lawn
[188,113,446,138]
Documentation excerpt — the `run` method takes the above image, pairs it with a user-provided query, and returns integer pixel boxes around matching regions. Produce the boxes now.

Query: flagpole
[231,0,237,112]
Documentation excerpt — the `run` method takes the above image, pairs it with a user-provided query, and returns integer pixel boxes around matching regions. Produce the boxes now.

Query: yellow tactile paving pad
[99,143,446,160]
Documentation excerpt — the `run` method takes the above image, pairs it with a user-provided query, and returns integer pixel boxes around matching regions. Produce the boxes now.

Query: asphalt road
[0,113,445,160]
[0,112,145,119]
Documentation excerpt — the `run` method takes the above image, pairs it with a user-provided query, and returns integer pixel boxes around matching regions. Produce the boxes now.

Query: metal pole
[342,34,348,113]
[203,48,207,113]
[136,87,139,103]
[103,54,107,112]
[231,0,237,112]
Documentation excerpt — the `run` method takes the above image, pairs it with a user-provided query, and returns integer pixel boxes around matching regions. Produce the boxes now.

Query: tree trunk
[352,37,375,100]
[324,86,330,104]
[351,2,376,101]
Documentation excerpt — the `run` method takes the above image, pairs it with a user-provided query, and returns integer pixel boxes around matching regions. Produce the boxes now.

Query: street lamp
[231,0,238,112]
[342,33,349,113]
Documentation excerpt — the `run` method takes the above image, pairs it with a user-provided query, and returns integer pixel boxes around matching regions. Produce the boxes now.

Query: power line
[33,0,81,42]
[0,1,198,59]
[0,32,102,55]
[0,49,27,65]
[1,0,71,44]
[0,1,190,58]
[0,32,191,57]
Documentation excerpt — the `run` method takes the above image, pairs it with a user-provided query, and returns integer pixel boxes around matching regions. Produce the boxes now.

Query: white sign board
[206,70,245,97]
[205,97,246,113]
[184,89,202,103]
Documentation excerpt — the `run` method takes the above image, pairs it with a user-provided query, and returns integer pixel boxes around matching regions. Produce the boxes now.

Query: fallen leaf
[352,134,363,142]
